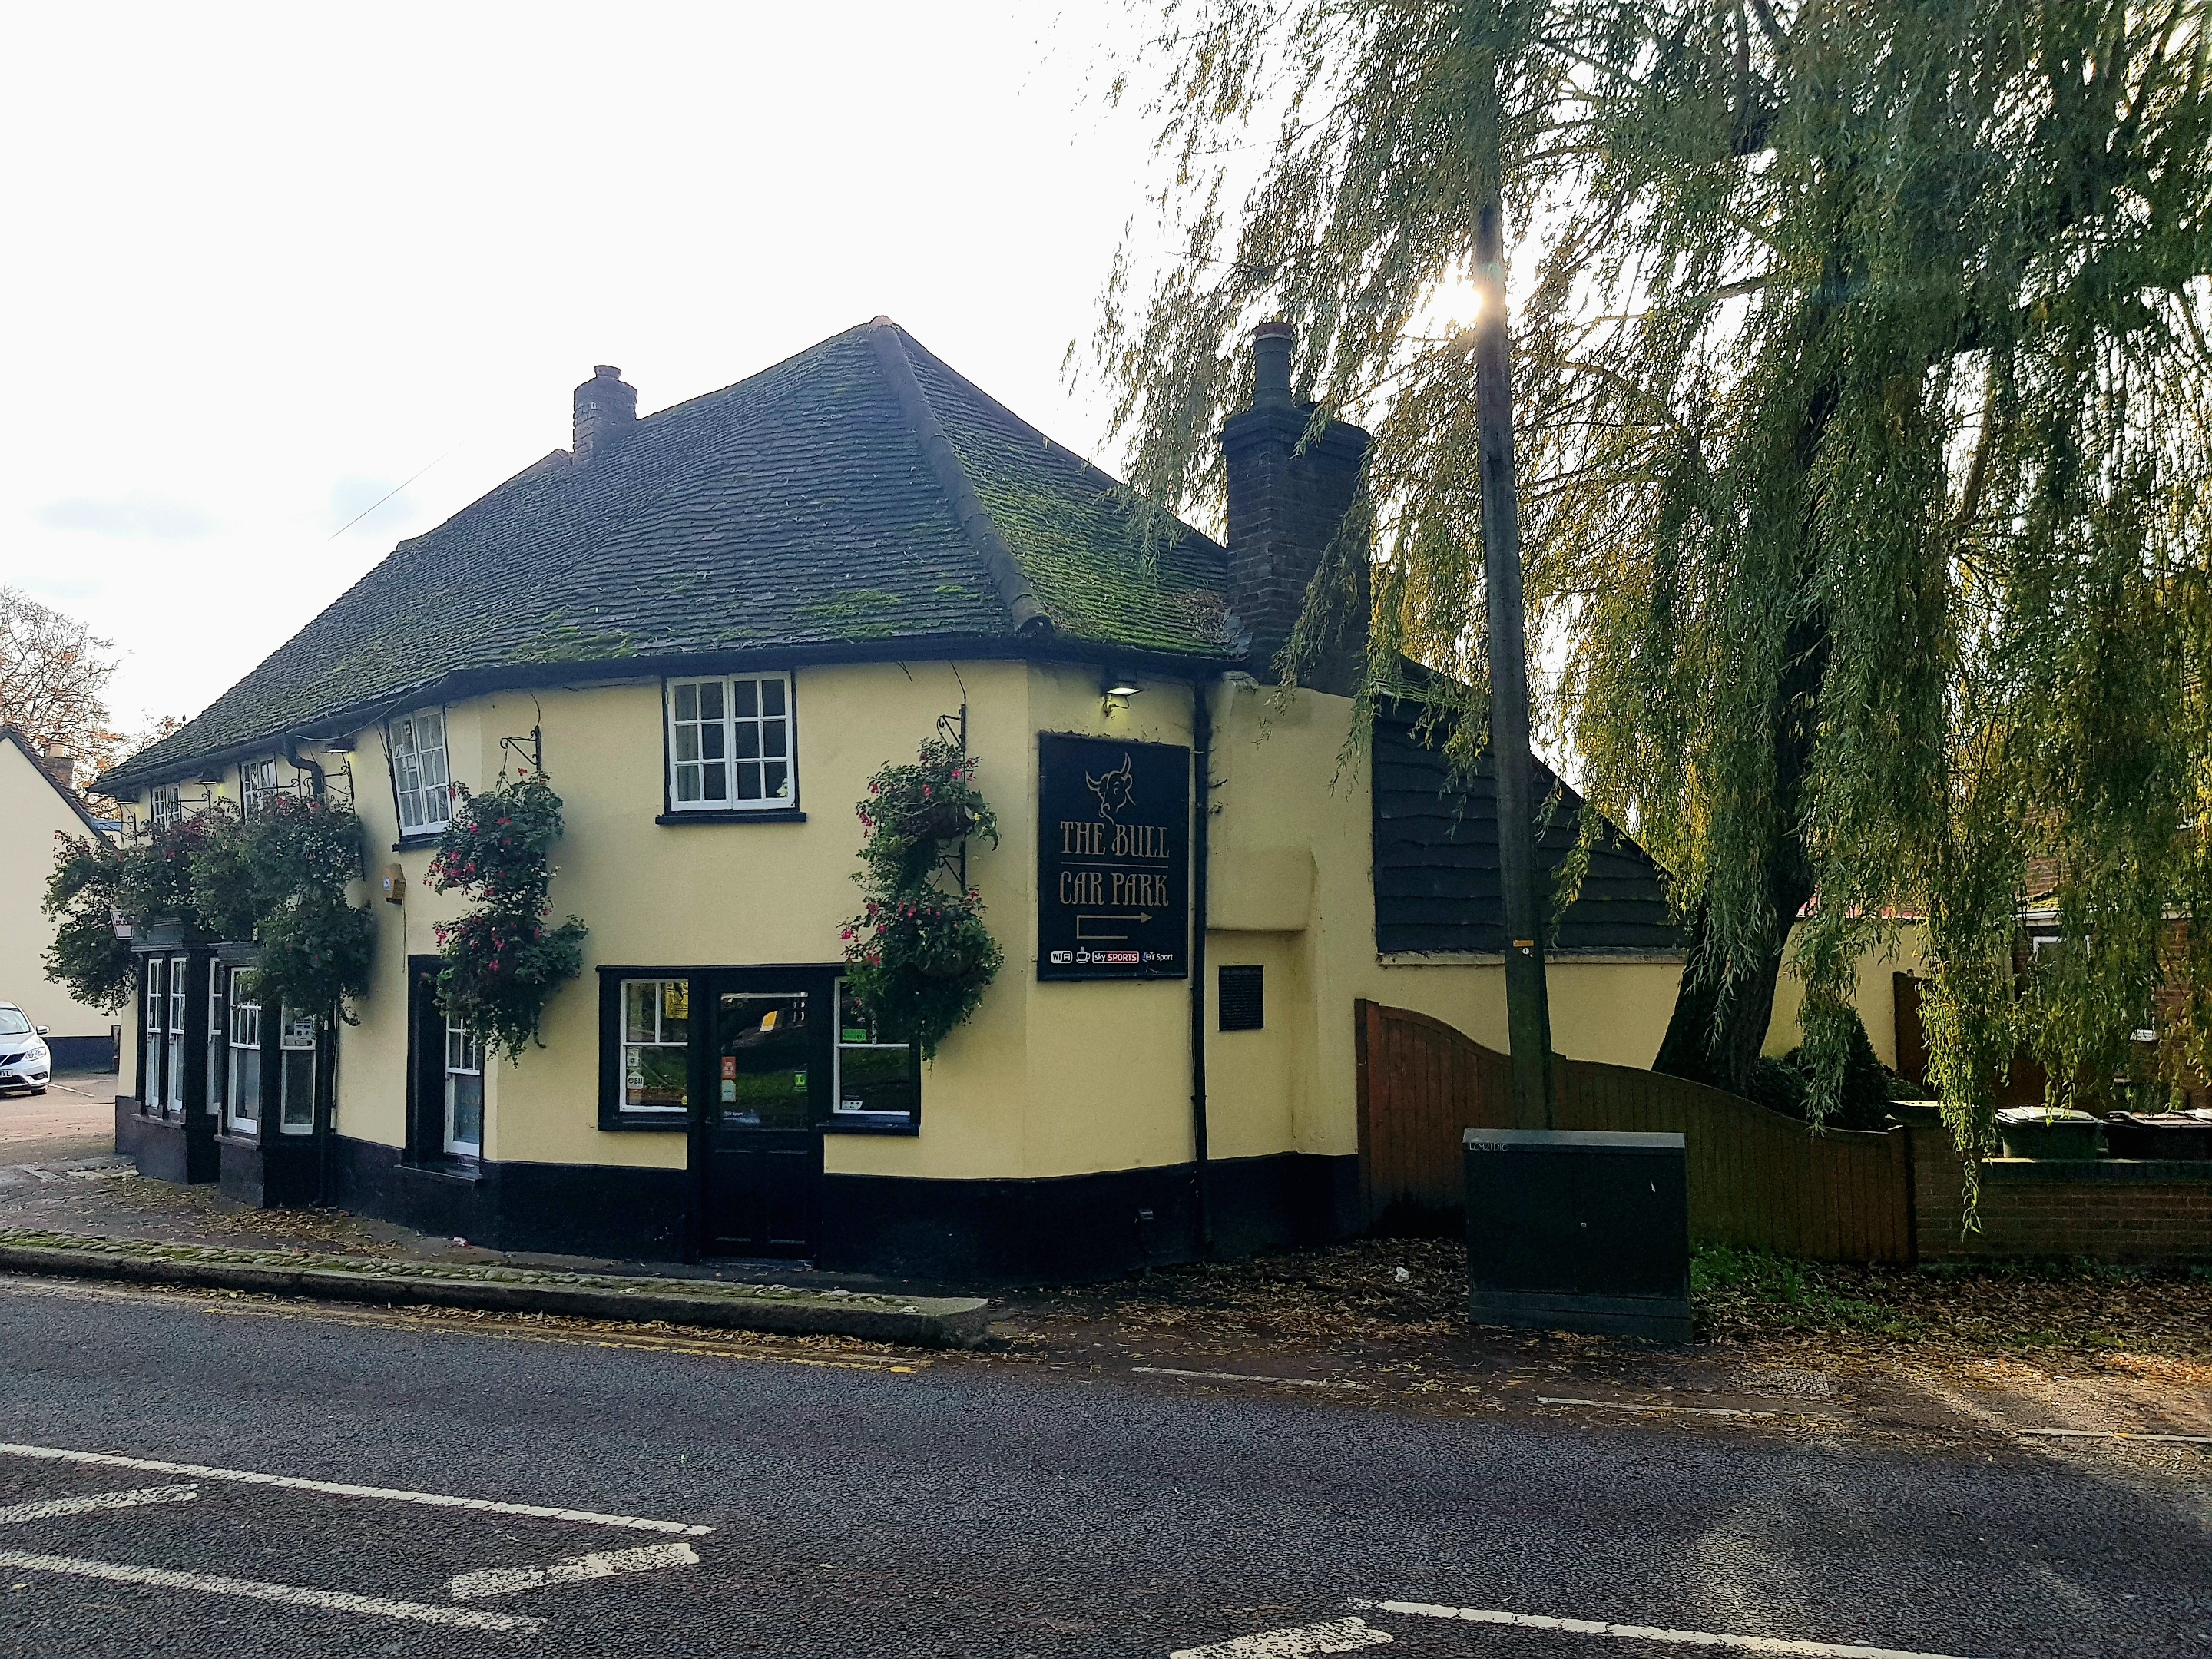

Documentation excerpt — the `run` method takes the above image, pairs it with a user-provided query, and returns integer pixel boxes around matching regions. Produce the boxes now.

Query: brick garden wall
[1909,1127,2212,1264]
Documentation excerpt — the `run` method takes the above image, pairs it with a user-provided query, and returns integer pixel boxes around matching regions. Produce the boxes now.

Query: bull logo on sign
[1085,753,1137,820]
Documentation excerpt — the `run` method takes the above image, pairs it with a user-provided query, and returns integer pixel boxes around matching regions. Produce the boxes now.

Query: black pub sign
[1036,733,1190,980]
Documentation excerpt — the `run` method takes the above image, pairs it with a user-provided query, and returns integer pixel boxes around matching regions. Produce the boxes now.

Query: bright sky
[1,3,1160,730]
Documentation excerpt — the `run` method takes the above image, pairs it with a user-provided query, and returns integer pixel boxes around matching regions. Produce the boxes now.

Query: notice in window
[1035,733,1190,981]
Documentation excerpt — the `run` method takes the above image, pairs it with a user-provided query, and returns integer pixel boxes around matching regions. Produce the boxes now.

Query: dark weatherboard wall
[1370,714,1681,957]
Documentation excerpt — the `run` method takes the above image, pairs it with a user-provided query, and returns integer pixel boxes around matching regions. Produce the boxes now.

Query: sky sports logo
[1050,949,1142,966]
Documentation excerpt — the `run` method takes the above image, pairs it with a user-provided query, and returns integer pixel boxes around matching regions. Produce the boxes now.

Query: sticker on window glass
[721,1056,737,1080]
[791,1069,807,1091]
[721,1081,736,1103]
[626,1071,644,1091]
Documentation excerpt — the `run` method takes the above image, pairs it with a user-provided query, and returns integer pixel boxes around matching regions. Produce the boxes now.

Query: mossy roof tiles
[105,321,1230,792]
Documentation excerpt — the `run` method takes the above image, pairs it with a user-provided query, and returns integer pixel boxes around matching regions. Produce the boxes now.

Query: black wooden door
[700,972,831,1257]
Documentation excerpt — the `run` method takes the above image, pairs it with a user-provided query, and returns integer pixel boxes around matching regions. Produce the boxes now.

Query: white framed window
[389,708,452,835]
[165,954,187,1117]
[279,1008,316,1134]
[666,674,794,810]
[227,970,262,1134]
[620,979,690,1114]
[142,957,163,1113]
[206,960,226,1117]
[147,785,183,831]
[833,979,917,1129]
[444,1015,484,1156]
[240,757,280,816]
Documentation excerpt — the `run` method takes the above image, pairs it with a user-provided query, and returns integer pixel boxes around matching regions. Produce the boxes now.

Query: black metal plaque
[1036,733,1190,980]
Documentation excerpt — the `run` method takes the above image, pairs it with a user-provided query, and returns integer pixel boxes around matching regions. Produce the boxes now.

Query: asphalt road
[0,1273,2202,1659]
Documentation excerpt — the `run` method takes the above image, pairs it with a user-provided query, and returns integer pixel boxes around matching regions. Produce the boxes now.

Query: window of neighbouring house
[619,979,690,1114]
[147,785,183,831]
[389,708,452,835]
[444,1014,484,1156]
[279,1008,316,1134]
[666,674,795,811]
[240,757,280,816]
[227,969,261,1134]
[832,979,917,1131]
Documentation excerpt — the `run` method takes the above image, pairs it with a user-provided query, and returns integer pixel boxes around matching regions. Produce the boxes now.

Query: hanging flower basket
[843,891,1003,1053]
[843,731,1002,1058]
[429,773,589,1059]
[192,795,374,1018]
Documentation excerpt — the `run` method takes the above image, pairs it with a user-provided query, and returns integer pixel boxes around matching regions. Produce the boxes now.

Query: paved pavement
[0,1071,114,1169]
[0,1272,2202,1658]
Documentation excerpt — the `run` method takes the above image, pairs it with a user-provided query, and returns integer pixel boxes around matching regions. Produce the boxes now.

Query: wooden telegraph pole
[1470,65,1556,1133]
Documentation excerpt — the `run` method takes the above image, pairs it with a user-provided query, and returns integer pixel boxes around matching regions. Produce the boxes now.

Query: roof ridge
[863,318,1051,636]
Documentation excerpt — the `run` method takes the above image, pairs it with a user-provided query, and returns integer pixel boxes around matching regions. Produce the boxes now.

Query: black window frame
[594,965,918,1136]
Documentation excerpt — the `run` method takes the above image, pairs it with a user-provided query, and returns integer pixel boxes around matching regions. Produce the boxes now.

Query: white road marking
[0,1442,711,1536]
[2015,1426,2212,1445]
[1346,1598,1977,1658]
[1537,1395,1787,1419]
[1134,1366,1369,1391]
[1171,1615,1393,1657]
[0,1550,541,1632]
[446,1540,699,1599]
[0,1485,198,1524]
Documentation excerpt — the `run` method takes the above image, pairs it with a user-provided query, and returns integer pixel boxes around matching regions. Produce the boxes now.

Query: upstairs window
[667,674,795,811]
[240,757,280,816]
[389,709,452,835]
[147,785,183,831]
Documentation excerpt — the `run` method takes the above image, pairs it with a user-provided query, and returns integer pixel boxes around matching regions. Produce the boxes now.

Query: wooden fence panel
[1353,1000,1914,1262]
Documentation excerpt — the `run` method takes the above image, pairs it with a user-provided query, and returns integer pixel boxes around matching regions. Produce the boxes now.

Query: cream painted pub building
[99,321,1683,1278]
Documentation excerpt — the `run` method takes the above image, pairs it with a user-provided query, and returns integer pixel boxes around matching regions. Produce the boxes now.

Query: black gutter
[1189,675,1216,1257]
[101,632,1245,795]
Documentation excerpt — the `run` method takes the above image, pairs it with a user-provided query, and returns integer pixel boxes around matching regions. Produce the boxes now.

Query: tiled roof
[103,321,1230,793]
[1372,711,1683,955]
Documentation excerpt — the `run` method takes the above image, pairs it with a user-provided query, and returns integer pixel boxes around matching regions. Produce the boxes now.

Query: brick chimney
[39,740,76,793]
[1218,323,1370,693]
[572,365,637,466]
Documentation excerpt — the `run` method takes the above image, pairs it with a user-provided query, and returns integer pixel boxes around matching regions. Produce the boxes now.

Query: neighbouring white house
[1,725,121,1071]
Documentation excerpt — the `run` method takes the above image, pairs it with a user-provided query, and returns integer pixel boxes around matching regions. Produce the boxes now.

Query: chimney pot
[573,365,637,467]
[39,740,76,792]
[1251,321,1296,407]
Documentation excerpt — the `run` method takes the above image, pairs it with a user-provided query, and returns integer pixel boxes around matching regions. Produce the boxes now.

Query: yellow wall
[118,661,1701,1181]
[1762,921,1930,1068]
[1,740,120,1042]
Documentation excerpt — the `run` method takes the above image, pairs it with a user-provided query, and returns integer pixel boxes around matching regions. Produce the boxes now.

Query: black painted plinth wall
[326,1137,694,1262]
[817,1152,1359,1283]
[114,1098,217,1184]
[313,1137,1356,1282]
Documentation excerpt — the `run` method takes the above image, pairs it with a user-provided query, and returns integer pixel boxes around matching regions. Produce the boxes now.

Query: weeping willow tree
[1090,0,2212,1171]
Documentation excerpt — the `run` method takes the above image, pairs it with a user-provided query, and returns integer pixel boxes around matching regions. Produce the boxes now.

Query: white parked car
[0,1005,51,1095]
